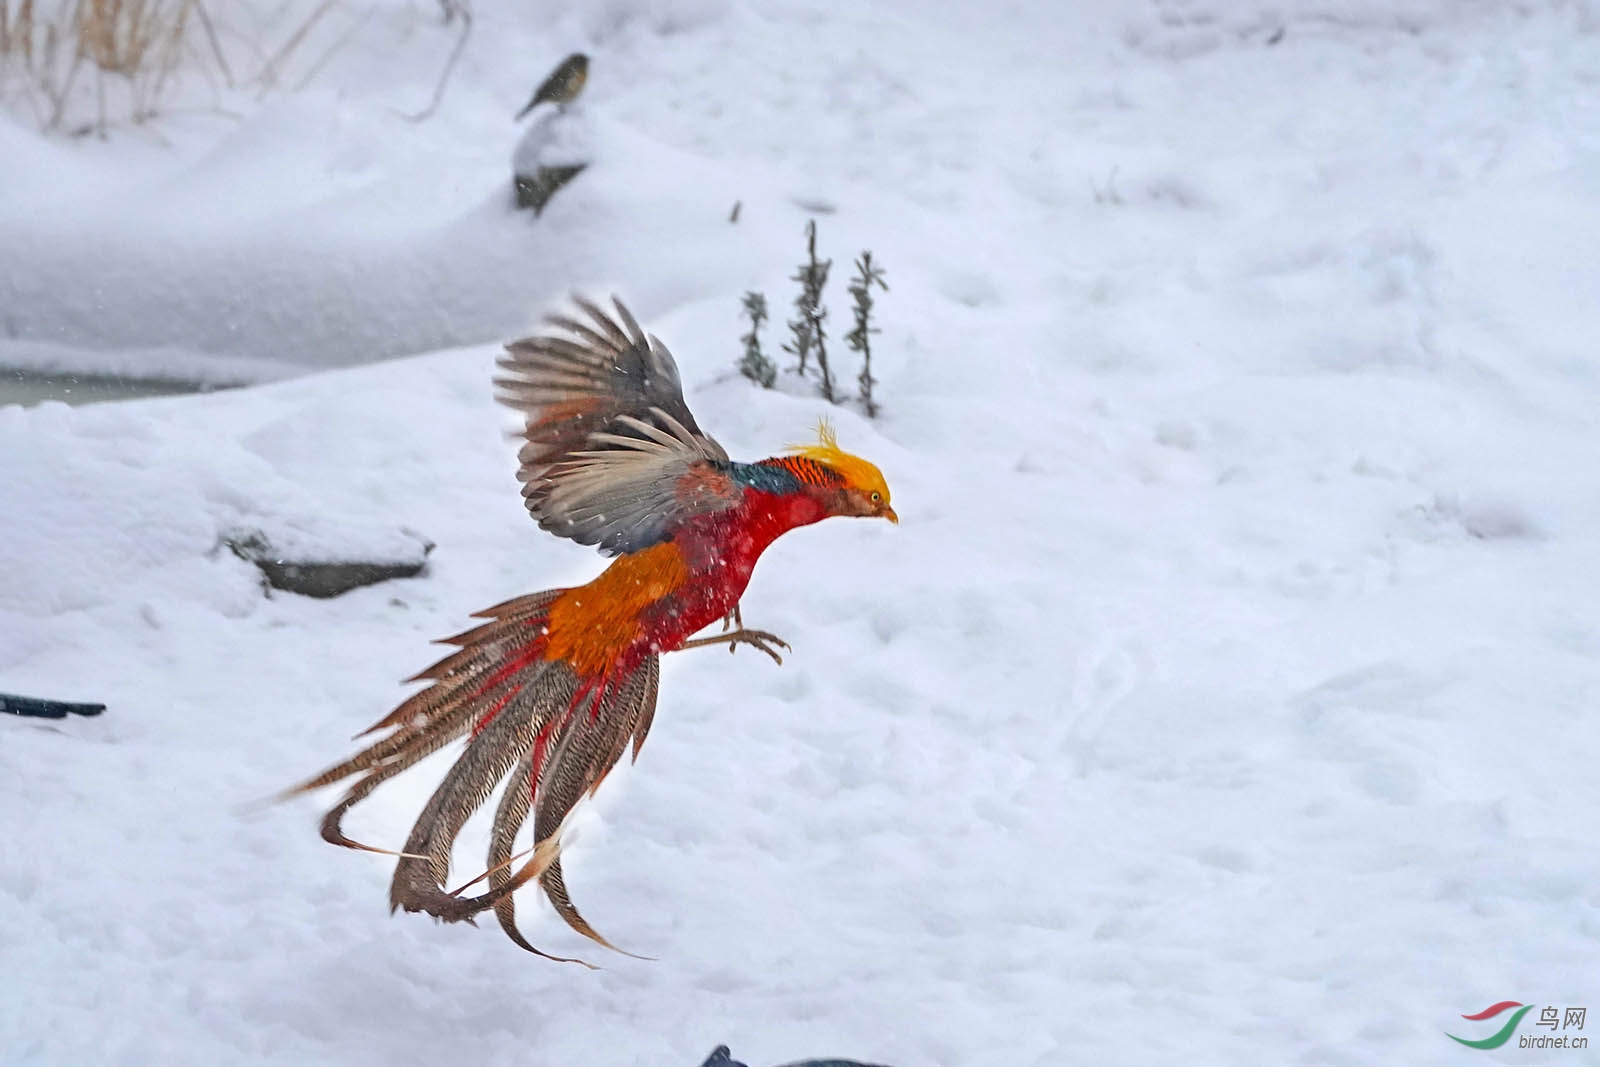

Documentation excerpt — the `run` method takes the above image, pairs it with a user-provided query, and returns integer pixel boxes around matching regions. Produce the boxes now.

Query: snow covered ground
[4,1,1600,1064]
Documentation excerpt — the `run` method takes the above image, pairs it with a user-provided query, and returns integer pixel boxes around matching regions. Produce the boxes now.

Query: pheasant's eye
[870,491,882,504]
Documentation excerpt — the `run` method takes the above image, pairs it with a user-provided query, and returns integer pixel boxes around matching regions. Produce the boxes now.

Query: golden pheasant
[285,296,896,963]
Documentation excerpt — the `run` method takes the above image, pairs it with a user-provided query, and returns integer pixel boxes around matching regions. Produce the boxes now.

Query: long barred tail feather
[282,591,568,801]
[531,658,660,958]
[386,665,577,921]
[439,658,660,954]
[281,588,661,961]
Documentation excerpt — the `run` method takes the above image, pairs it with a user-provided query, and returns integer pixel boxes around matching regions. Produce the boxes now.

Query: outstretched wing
[496,296,738,556]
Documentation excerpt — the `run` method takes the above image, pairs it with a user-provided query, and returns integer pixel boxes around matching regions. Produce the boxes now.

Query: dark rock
[699,1048,892,1067]
[514,164,588,215]
[511,89,591,217]
[1,693,105,718]
[222,526,434,599]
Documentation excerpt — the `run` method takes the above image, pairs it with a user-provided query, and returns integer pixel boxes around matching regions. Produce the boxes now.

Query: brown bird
[283,297,896,963]
[515,52,589,120]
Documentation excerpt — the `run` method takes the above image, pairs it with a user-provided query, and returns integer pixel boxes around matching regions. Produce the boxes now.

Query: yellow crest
[786,419,892,503]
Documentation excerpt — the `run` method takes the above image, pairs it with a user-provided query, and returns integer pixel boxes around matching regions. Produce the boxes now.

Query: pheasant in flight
[285,297,896,962]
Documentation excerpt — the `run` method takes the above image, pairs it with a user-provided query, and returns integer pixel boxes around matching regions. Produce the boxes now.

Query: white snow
[3,1,1599,1065]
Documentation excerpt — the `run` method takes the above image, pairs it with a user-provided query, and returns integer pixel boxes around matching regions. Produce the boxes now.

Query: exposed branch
[400,0,470,123]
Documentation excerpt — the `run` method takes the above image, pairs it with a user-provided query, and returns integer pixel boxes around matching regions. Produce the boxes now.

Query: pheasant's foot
[679,627,790,666]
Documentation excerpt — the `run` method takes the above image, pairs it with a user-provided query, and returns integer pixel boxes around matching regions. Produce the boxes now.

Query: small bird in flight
[284,297,896,963]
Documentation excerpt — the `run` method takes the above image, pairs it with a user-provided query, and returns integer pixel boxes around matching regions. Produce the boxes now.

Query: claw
[729,629,789,666]
[678,625,790,666]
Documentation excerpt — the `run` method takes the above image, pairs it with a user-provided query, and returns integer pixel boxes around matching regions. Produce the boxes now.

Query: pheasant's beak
[881,504,899,524]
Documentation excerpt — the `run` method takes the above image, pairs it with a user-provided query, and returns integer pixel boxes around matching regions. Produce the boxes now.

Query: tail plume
[282,589,661,962]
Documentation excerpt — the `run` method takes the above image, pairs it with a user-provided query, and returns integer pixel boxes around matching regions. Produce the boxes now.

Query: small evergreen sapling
[738,291,776,388]
[784,219,835,401]
[845,252,888,418]
[738,222,889,412]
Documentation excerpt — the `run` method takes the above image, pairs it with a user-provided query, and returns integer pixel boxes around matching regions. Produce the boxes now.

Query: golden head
[786,420,897,523]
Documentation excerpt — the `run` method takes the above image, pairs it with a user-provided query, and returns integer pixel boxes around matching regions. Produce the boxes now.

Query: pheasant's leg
[678,628,790,666]
[720,604,743,632]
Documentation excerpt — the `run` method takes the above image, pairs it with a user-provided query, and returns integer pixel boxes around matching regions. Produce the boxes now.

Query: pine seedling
[738,291,776,388]
[784,219,834,401]
[845,251,888,418]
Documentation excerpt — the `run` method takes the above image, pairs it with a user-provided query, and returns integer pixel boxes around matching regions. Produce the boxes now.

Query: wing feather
[498,296,737,556]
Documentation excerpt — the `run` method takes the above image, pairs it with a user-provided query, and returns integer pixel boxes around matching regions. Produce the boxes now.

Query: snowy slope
[4,2,1600,1065]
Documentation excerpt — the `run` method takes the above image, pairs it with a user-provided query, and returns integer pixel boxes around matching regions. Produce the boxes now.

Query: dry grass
[0,0,355,134]
[2,0,197,131]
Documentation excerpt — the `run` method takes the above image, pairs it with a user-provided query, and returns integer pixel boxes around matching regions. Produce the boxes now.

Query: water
[0,369,219,407]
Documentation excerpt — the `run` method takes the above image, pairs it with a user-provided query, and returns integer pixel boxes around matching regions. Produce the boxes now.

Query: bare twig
[254,0,335,100]
[45,44,84,131]
[141,1,194,122]
[400,0,469,122]
[192,0,233,87]
[292,0,370,92]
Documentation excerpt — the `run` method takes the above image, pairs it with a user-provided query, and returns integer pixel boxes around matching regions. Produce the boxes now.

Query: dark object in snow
[1,693,106,719]
[516,53,589,120]
[222,528,434,599]
[697,1047,893,1067]
[514,164,588,215]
